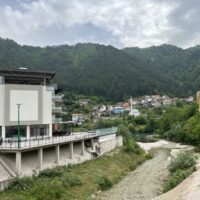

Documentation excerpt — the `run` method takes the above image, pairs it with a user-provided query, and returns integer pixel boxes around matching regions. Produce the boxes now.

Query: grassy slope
[0,148,147,200]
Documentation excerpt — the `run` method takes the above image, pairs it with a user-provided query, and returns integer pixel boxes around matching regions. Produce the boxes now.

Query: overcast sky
[0,0,200,48]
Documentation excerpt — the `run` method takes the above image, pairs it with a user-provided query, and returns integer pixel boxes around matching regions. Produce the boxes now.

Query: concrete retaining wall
[98,135,123,155]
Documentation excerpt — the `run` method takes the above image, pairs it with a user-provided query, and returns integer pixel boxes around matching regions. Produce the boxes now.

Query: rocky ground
[96,140,195,200]
[97,149,170,200]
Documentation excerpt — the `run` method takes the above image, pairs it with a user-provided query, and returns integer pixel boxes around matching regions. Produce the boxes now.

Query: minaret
[197,91,200,112]
[129,96,133,116]
[130,96,133,112]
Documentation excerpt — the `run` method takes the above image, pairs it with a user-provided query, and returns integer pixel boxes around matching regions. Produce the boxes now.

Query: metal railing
[0,132,96,150]
[52,106,62,113]
[0,127,118,150]
[95,127,118,136]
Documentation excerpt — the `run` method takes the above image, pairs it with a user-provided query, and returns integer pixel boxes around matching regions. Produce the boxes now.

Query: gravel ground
[97,149,170,200]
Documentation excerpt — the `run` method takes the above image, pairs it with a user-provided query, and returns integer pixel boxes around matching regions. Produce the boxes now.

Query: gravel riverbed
[97,149,170,200]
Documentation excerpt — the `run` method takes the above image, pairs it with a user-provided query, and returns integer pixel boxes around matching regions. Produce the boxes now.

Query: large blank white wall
[0,85,4,125]
[10,90,38,121]
[43,87,52,124]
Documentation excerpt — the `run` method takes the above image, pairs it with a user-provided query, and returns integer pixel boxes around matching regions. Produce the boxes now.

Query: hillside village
[70,95,194,125]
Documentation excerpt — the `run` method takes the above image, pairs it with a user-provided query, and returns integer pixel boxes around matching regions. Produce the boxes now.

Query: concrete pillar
[49,124,52,137]
[81,140,85,156]
[38,148,43,170]
[2,126,5,139]
[26,125,30,140]
[44,77,46,85]
[16,151,21,176]
[55,145,60,164]
[91,138,95,151]
[70,142,73,159]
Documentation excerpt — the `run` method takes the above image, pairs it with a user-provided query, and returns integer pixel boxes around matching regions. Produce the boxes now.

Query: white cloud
[0,0,200,48]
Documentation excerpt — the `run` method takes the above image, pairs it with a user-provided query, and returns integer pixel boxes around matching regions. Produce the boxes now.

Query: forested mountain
[0,38,200,100]
[123,45,200,97]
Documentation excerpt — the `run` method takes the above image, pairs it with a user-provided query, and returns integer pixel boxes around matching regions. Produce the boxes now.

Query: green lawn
[0,148,147,200]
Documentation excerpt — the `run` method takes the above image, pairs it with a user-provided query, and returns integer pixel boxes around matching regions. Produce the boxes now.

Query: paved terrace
[0,127,117,151]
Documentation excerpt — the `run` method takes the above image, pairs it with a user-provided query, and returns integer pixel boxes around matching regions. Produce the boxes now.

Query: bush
[117,124,131,138]
[134,116,146,125]
[62,174,82,187]
[169,152,196,173]
[163,168,195,192]
[7,177,34,191]
[128,123,136,133]
[38,167,63,178]
[96,175,113,191]
[32,178,64,200]
[129,163,137,170]
[163,152,196,192]
[123,136,143,154]
[145,153,153,160]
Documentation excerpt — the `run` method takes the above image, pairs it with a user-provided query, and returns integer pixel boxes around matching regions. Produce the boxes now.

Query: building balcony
[52,117,62,123]
[52,93,64,102]
[52,106,62,113]
[0,127,118,150]
[46,86,55,91]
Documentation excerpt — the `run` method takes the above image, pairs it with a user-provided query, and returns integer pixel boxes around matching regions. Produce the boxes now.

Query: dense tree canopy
[1,38,200,100]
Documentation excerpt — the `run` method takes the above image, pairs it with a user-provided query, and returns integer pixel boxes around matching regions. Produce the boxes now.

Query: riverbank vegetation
[0,138,147,200]
[158,103,200,146]
[163,152,196,192]
[93,102,200,147]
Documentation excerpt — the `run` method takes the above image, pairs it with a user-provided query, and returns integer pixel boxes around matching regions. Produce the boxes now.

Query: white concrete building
[0,69,55,140]
[0,70,123,190]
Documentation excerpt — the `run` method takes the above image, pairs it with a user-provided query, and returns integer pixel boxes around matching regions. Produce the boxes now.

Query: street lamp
[17,103,21,148]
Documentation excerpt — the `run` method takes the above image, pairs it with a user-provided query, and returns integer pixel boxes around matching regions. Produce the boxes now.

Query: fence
[0,127,118,150]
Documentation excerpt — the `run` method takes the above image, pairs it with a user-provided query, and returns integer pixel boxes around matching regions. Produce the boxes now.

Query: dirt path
[97,149,170,200]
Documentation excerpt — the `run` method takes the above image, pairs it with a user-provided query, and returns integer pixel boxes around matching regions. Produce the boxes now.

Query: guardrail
[0,127,118,150]
[0,132,96,150]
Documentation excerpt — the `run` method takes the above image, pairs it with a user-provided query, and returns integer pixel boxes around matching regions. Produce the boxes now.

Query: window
[6,126,26,138]
[30,125,49,138]
[0,76,4,84]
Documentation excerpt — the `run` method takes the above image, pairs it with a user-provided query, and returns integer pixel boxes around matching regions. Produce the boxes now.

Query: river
[96,140,195,200]
[97,149,170,200]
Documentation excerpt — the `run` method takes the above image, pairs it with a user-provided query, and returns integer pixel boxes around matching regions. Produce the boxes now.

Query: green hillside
[0,38,200,100]
[123,45,200,96]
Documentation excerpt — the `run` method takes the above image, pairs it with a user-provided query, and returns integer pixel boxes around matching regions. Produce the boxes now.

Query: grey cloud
[0,0,200,48]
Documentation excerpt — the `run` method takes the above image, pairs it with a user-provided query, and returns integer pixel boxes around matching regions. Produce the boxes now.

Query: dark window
[6,126,26,138]
[30,125,49,138]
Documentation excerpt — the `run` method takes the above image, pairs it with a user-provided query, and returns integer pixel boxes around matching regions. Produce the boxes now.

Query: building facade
[0,69,123,191]
[0,69,55,140]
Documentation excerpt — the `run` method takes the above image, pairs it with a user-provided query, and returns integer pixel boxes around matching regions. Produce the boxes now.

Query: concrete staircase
[86,147,100,157]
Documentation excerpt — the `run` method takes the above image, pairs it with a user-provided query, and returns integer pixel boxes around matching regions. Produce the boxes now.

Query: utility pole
[17,104,21,148]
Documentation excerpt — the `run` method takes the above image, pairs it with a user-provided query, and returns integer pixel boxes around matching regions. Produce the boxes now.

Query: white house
[99,105,106,112]
[72,113,83,124]
[185,96,194,103]
[129,109,140,117]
